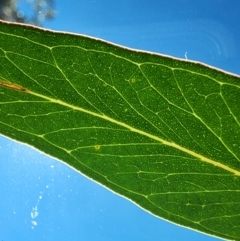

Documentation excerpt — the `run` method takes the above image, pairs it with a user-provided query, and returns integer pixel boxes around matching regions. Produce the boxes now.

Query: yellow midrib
[28,89,240,177]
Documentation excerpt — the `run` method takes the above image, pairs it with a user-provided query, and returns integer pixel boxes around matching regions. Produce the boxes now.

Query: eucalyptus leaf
[0,21,240,241]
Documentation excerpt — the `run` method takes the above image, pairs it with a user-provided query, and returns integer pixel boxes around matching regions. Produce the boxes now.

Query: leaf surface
[0,21,240,240]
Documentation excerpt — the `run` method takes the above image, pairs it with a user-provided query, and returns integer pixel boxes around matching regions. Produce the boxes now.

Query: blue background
[1,0,240,240]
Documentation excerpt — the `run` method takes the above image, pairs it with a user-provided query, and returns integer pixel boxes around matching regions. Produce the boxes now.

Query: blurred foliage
[0,0,55,26]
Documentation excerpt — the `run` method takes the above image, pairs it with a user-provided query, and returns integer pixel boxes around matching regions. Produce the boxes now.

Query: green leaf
[0,21,240,240]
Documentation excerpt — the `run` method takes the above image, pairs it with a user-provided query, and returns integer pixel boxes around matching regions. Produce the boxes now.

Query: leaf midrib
[24,88,240,177]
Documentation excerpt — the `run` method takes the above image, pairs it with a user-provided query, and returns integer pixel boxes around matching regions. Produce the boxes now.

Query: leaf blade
[0,21,240,240]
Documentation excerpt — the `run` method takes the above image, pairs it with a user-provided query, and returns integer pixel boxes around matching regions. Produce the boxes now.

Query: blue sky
[0,0,240,240]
